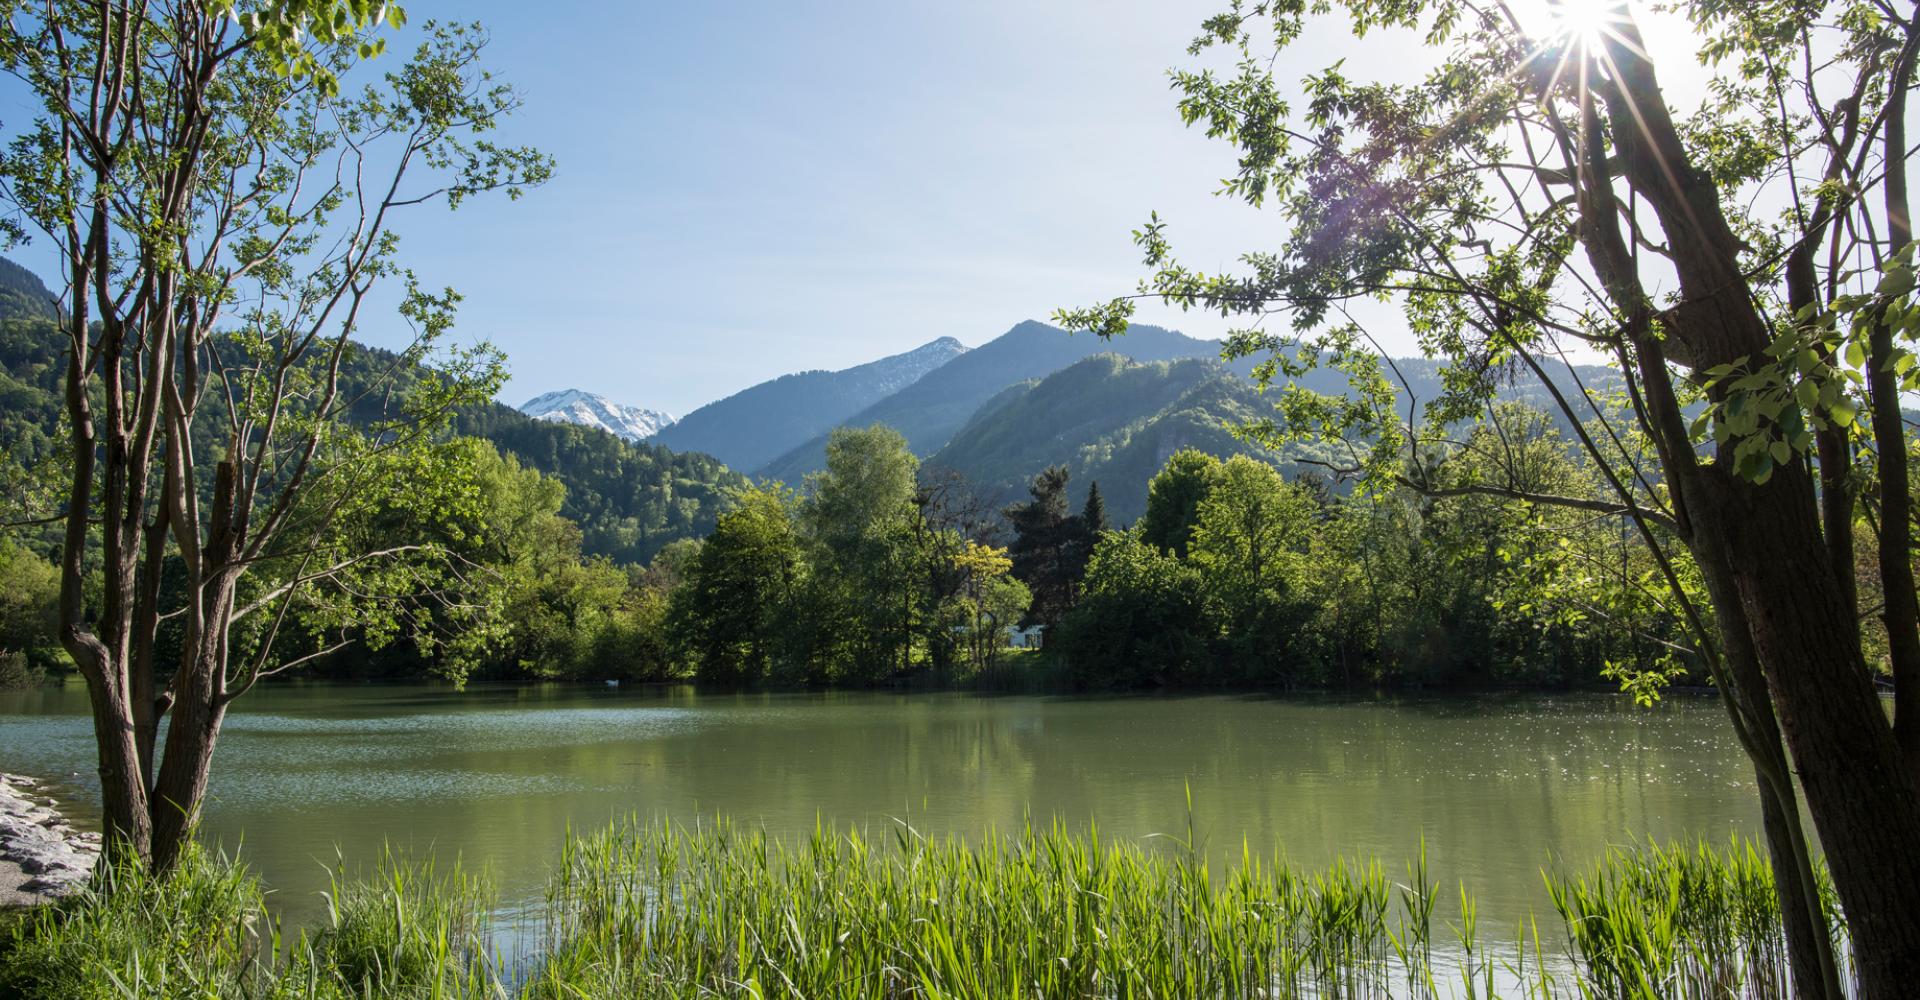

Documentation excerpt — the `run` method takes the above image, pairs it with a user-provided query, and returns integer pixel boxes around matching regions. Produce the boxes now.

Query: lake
[0,682,1764,932]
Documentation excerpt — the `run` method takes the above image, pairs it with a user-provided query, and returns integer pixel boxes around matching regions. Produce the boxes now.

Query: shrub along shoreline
[0,817,1846,999]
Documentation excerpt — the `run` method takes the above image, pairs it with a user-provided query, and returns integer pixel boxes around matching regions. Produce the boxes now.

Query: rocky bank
[0,773,99,907]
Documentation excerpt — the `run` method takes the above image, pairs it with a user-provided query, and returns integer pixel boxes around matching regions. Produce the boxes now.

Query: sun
[1528,0,1620,46]
[1515,0,1631,50]
[1548,1,1623,45]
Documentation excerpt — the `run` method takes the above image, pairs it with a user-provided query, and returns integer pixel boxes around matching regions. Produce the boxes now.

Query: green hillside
[927,354,1326,520]
[0,262,744,567]
[452,405,746,564]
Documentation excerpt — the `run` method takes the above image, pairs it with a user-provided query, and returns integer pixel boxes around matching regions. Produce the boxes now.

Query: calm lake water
[0,682,1763,931]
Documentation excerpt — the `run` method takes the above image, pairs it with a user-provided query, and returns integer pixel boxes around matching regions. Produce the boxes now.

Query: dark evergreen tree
[1062,481,1107,586]
[1004,466,1075,629]
[1082,481,1109,534]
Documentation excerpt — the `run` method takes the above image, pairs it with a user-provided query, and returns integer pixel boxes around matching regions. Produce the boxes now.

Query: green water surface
[0,683,1764,930]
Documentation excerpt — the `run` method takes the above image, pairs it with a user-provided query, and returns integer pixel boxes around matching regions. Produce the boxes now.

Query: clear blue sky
[0,1,1702,415]
[401,0,1294,414]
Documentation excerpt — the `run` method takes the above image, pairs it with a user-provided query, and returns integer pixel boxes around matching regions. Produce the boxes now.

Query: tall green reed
[0,821,1853,999]
[527,815,1461,999]
[1545,837,1849,1000]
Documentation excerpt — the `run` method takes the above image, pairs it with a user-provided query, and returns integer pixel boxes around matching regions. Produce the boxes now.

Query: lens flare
[1543,0,1624,48]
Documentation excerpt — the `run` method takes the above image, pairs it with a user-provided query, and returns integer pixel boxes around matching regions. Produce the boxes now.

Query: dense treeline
[664,426,1029,685]
[0,270,1686,693]
[2,387,1703,691]
[659,407,1696,692]
[451,405,745,566]
[1055,412,1684,690]
[0,299,746,684]
[0,265,1810,695]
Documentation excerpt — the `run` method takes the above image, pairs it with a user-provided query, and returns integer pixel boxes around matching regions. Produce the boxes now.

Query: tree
[913,468,1002,676]
[1191,458,1311,593]
[1052,530,1211,687]
[1060,0,1920,988]
[1137,449,1222,557]
[804,426,924,680]
[0,540,58,683]
[1191,457,1318,680]
[1084,481,1109,528]
[0,5,550,868]
[669,485,804,683]
[1004,466,1078,629]
[1062,481,1109,584]
[950,541,1029,674]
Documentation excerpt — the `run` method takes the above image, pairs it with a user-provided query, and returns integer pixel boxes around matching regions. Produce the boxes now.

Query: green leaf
[1880,265,1916,299]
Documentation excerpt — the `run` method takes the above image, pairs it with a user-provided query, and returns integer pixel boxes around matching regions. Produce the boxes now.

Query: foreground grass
[0,819,1849,999]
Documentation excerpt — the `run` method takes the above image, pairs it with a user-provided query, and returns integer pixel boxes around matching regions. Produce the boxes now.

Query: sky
[0,1,1709,416]
[393,0,1315,414]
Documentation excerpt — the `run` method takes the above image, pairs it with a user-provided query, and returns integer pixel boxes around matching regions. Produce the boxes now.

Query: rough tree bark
[1589,15,1920,990]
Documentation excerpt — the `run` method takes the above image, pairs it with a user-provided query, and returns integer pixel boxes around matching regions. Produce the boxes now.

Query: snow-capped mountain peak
[519,389,675,441]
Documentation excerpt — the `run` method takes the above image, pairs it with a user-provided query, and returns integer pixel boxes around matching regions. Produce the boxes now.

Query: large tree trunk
[1704,560,1846,1000]
[1871,24,1920,771]
[1702,464,1920,990]
[77,671,153,861]
[1583,16,1920,990]
[148,671,227,872]
[1756,768,1842,1000]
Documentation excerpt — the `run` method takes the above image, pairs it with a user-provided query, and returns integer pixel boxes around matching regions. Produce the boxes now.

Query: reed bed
[528,817,1447,999]
[1544,838,1850,1000]
[0,821,1851,999]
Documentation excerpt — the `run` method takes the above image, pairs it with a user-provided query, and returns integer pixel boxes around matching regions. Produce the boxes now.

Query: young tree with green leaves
[805,425,924,680]
[0,2,549,869]
[1053,529,1211,687]
[949,540,1029,675]
[1137,449,1223,557]
[1191,456,1319,680]
[669,484,804,683]
[1060,0,1918,987]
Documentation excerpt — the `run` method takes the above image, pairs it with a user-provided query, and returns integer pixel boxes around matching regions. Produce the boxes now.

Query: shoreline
[0,772,99,908]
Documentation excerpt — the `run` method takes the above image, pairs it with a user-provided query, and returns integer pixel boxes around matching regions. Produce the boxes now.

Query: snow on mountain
[518,389,676,441]
[838,336,970,400]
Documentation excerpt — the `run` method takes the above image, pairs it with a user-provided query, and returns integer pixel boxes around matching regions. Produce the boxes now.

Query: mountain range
[520,389,676,441]
[756,321,1238,484]
[643,336,968,470]
[520,317,1615,524]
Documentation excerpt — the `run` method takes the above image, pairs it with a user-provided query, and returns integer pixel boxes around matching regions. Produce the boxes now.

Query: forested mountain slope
[0,259,744,567]
[452,405,744,564]
[0,258,56,321]
[927,354,1321,520]
[757,321,1223,482]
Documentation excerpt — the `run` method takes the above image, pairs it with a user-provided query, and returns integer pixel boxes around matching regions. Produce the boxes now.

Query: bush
[0,649,45,689]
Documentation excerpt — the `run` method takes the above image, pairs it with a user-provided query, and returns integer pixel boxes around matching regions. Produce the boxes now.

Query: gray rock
[0,771,99,904]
